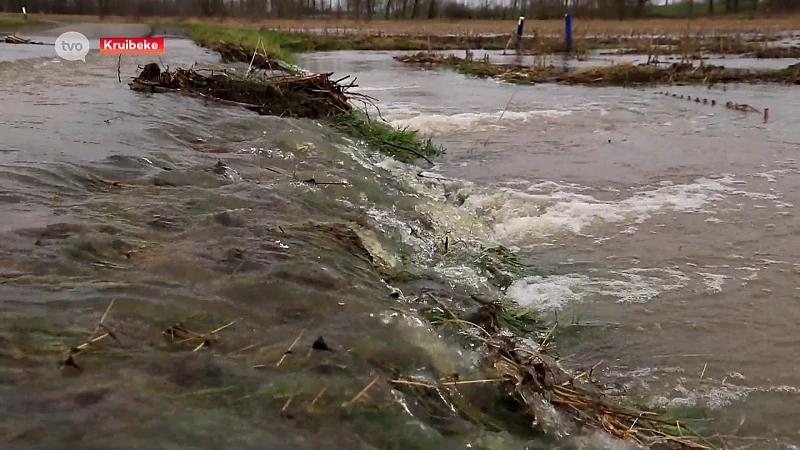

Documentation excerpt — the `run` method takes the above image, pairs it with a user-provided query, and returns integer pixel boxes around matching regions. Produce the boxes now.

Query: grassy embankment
[0,17,44,29]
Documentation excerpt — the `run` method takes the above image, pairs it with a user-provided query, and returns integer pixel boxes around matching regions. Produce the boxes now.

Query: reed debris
[130,63,352,119]
[61,299,118,369]
[163,319,236,352]
[483,333,715,449]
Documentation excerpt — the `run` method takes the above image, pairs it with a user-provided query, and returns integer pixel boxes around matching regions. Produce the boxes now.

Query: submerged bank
[394,52,800,87]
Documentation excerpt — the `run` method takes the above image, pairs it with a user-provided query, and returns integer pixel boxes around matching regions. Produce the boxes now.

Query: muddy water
[1,36,798,449]
[1,41,544,450]
[301,51,800,448]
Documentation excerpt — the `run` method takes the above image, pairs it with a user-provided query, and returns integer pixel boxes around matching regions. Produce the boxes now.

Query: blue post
[565,13,573,53]
[515,16,525,52]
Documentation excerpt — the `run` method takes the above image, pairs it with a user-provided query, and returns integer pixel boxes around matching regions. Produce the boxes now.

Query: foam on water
[463,176,733,243]
[507,267,692,310]
[385,109,573,134]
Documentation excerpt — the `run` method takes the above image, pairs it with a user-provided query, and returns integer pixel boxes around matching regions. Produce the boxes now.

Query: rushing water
[1,36,799,449]
[301,51,800,448]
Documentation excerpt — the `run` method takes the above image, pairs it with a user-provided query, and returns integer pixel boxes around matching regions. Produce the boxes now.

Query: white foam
[696,272,728,293]
[464,177,732,242]
[386,109,571,135]
[508,267,690,310]
[356,83,420,92]
[506,274,588,311]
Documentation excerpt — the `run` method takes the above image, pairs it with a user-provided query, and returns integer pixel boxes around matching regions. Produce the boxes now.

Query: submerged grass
[331,110,444,164]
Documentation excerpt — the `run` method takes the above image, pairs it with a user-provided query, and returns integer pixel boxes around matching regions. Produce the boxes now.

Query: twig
[276,329,305,367]
[117,55,122,83]
[348,375,380,405]
[540,312,559,349]
[61,299,117,369]
[281,394,294,413]
[229,259,246,278]
[307,386,328,410]
[391,378,505,388]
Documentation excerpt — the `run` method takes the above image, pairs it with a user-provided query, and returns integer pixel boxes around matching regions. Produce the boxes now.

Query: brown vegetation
[395,51,800,85]
[129,63,352,119]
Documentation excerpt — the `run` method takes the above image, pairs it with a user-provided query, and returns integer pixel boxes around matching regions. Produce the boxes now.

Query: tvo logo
[54,31,90,62]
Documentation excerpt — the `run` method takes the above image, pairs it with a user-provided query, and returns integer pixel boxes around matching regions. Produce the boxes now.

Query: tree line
[2,0,798,20]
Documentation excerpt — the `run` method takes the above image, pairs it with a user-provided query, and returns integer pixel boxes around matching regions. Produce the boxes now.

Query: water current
[1,34,799,449]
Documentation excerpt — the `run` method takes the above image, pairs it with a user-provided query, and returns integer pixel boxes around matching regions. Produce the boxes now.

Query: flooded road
[1,34,799,449]
[302,51,800,447]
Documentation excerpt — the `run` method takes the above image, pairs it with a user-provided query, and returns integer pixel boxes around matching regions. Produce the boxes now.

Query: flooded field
[1,33,799,450]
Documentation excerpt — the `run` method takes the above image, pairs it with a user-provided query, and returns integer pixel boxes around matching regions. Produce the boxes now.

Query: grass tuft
[331,110,444,164]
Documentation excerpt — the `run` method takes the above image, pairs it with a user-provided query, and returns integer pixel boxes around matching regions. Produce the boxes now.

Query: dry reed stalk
[61,299,118,369]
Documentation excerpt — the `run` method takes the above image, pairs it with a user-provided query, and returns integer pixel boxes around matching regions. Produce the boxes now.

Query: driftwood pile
[3,35,29,44]
[3,35,45,45]
[129,62,353,119]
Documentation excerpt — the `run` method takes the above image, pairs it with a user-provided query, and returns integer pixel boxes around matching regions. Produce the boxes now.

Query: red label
[99,37,165,54]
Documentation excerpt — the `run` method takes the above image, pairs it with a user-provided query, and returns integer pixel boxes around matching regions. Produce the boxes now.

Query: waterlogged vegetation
[331,111,444,163]
[395,51,800,86]
[129,61,443,164]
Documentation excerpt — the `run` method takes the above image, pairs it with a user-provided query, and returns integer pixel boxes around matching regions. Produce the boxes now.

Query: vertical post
[22,7,27,20]
[565,13,573,53]
[515,16,525,53]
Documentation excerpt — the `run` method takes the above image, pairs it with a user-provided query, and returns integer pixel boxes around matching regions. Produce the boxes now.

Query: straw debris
[130,63,352,119]
[61,299,118,369]
[162,319,236,352]
[483,333,715,449]
[405,294,717,449]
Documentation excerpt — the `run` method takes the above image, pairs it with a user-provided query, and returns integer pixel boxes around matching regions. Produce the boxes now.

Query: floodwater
[302,51,800,448]
[1,36,798,450]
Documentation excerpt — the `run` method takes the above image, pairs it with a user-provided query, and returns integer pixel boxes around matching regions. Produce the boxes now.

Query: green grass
[182,23,299,64]
[331,110,444,163]
[0,17,44,28]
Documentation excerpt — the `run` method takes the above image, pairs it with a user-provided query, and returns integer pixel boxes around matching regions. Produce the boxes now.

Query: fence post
[515,16,525,53]
[565,13,573,53]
